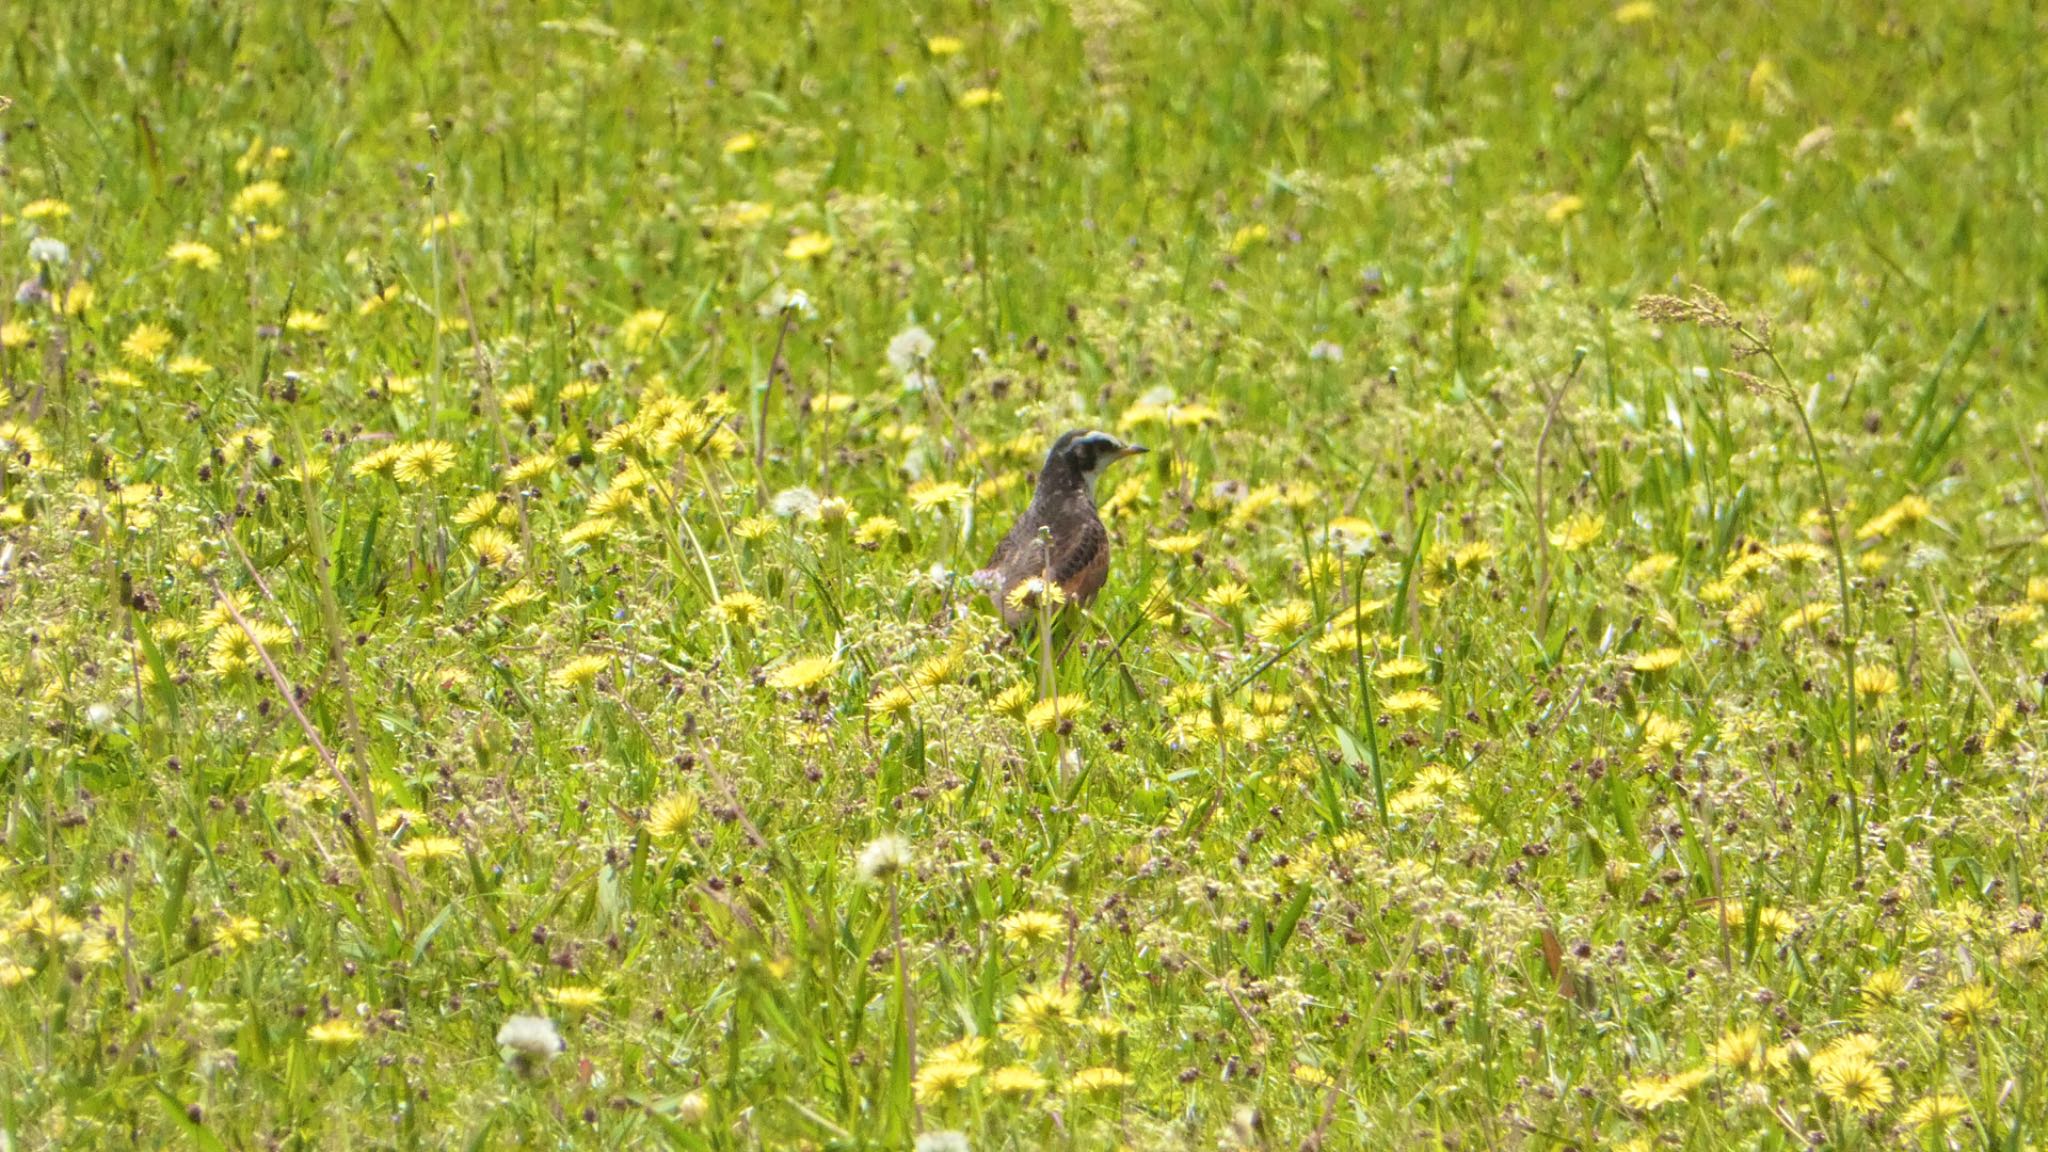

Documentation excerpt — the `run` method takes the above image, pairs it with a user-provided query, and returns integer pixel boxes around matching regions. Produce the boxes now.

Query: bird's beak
[1117,444,1150,459]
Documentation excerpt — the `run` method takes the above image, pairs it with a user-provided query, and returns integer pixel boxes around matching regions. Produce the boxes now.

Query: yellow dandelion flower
[1710,1023,1769,1074]
[60,281,94,316]
[166,354,213,377]
[399,836,463,863]
[1544,194,1586,224]
[214,916,265,951]
[1612,1,1657,23]
[548,986,605,1010]
[1942,983,1996,1030]
[988,1064,1048,1094]
[1901,1094,1971,1130]
[307,1019,363,1046]
[1152,532,1203,557]
[647,793,698,839]
[1067,1067,1132,1094]
[959,87,1002,109]
[1292,1063,1333,1087]
[1725,592,1766,632]
[1005,577,1069,615]
[468,526,518,568]
[1618,1066,1710,1111]
[165,240,222,271]
[560,517,619,548]
[0,322,29,350]
[722,132,758,155]
[1373,656,1427,680]
[854,515,902,548]
[907,479,972,512]
[1382,689,1441,717]
[767,654,842,692]
[1251,600,1313,643]
[619,308,671,351]
[913,1059,980,1102]
[1778,602,1836,635]
[420,210,468,239]
[504,452,559,486]
[394,440,458,485]
[928,1037,988,1066]
[1630,647,1683,673]
[121,321,175,363]
[1640,712,1688,756]
[21,198,71,220]
[359,282,403,315]
[230,179,286,216]
[713,591,769,626]
[1025,695,1088,733]
[927,34,964,55]
[1816,1056,1893,1113]
[1860,967,1907,1007]
[990,682,1034,719]
[1548,512,1604,551]
[868,685,917,720]
[1204,579,1251,611]
[549,654,610,690]
[1853,664,1898,698]
[1000,910,1064,946]
[783,230,834,262]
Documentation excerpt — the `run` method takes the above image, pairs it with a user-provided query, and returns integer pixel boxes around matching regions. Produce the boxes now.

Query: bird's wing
[1050,516,1110,605]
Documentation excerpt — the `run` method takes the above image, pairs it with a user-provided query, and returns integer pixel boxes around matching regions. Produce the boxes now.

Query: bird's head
[1044,429,1148,498]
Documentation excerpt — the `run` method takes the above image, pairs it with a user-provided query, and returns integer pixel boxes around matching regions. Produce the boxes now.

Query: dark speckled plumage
[975,430,1146,627]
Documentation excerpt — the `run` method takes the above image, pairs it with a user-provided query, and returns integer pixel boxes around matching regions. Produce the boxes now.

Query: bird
[975,429,1148,627]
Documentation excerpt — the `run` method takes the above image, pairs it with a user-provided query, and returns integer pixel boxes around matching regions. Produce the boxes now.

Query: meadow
[2,0,2045,1147]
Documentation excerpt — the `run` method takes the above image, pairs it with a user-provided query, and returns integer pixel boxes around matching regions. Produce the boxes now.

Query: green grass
[3,0,2046,1147]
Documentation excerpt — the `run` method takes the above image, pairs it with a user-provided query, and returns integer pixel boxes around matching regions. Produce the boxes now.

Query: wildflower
[990,682,1034,719]
[767,654,841,692]
[20,198,71,220]
[285,310,329,334]
[1725,592,1766,632]
[1381,689,1441,717]
[959,87,1002,109]
[307,1019,364,1046]
[855,835,912,883]
[1710,1023,1769,1074]
[1942,983,1995,1030]
[399,836,463,863]
[394,440,457,484]
[647,793,698,839]
[1630,647,1683,673]
[1151,533,1202,557]
[1026,695,1088,733]
[60,281,94,316]
[1855,494,1932,541]
[1548,513,1603,551]
[547,986,605,1010]
[561,517,618,548]
[869,685,917,721]
[215,916,265,951]
[549,654,610,690]
[167,354,213,377]
[0,323,28,350]
[1227,223,1268,254]
[1618,1067,1711,1111]
[1901,1094,1971,1130]
[121,322,175,363]
[1853,664,1898,698]
[27,236,68,266]
[988,1065,1047,1094]
[1067,1067,1132,1094]
[420,211,468,240]
[1544,194,1586,224]
[1815,1055,1892,1113]
[1640,712,1688,756]
[1860,967,1907,1007]
[783,230,834,262]
[722,132,758,155]
[1000,910,1064,946]
[929,1037,989,1066]
[1251,600,1313,643]
[855,516,903,548]
[230,179,286,216]
[1292,1064,1333,1086]
[926,34,964,55]
[713,591,768,626]
[166,240,223,271]
[495,1014,564,1074]
[1204,580,1251,610]
[468,527,517,568]
[913,1059,980,1102]
[620,308,670,351]
[908,480,971,512]
[1614,3,1657,24]
[1003,987,1079,1049]
[1778,602,1835,635]
[0,962,32,987]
